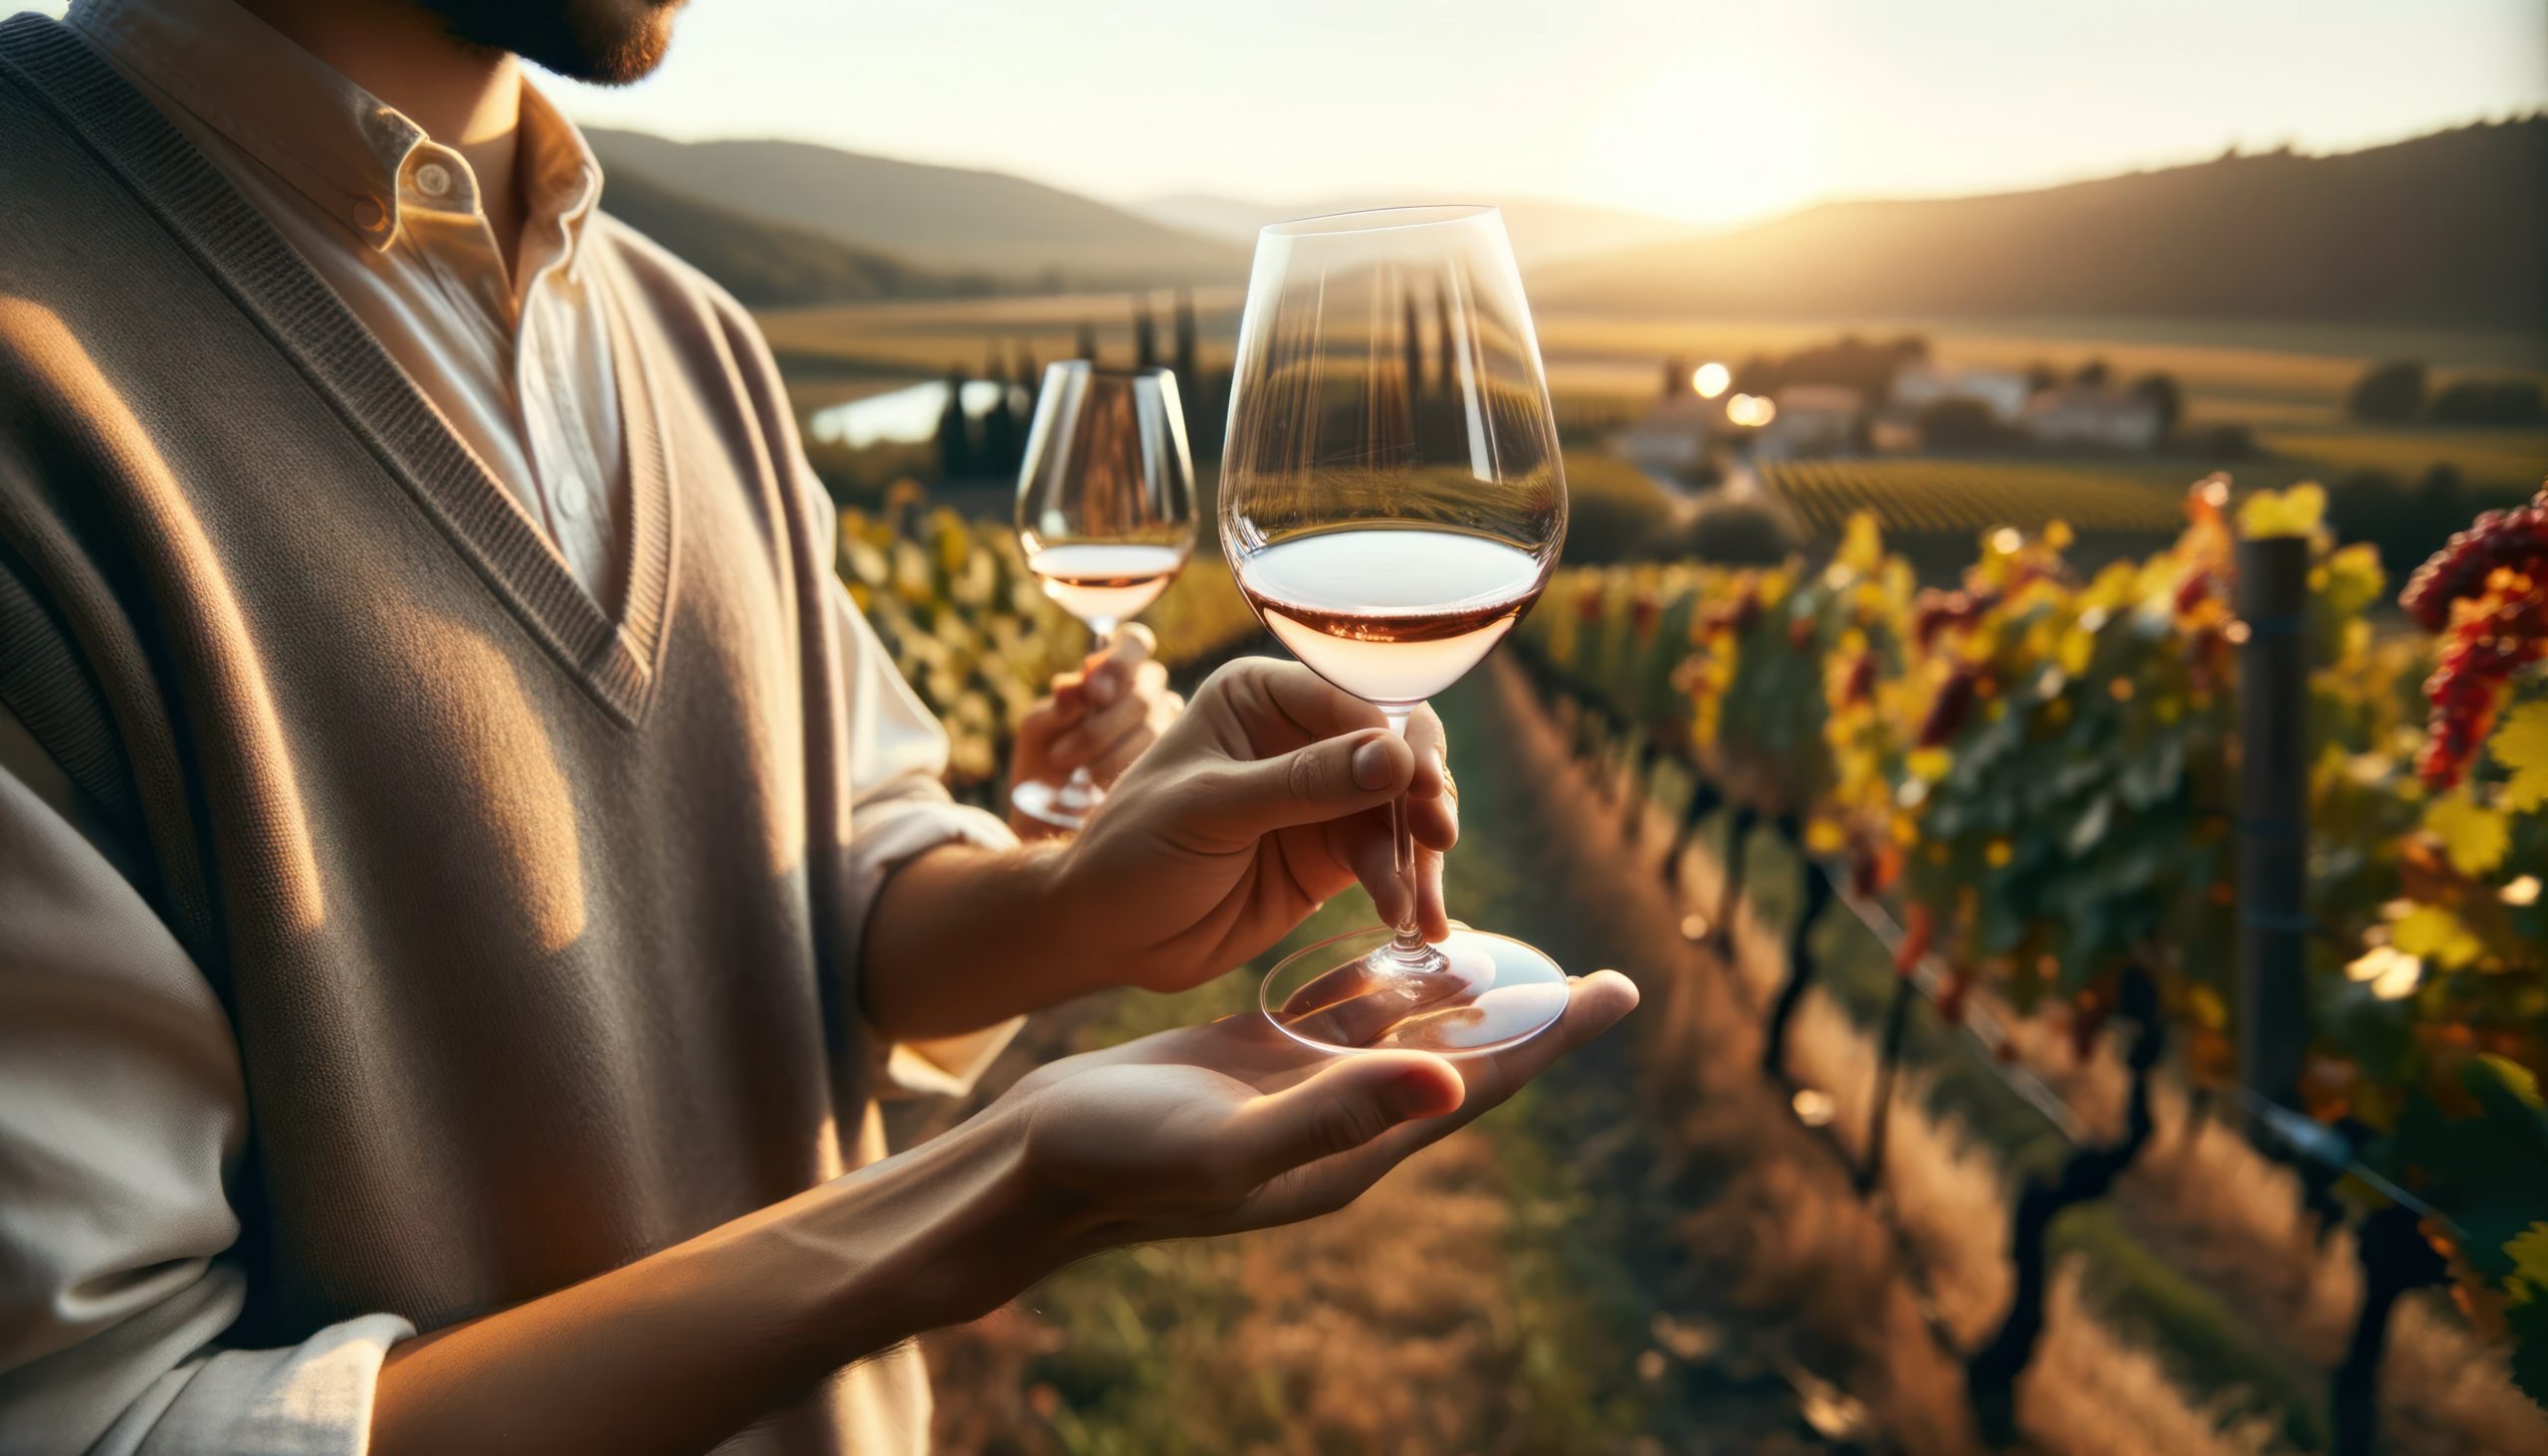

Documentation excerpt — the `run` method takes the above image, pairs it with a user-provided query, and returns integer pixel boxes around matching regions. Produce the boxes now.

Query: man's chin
[417,0,686,86]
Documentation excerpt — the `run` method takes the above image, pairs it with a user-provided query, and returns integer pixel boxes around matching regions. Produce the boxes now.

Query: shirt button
[556,477,589,520]
[413,162,453,199]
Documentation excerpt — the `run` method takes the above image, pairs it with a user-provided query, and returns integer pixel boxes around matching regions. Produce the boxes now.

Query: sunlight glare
[1724,393,1777,428]
[1569,56,1829,226]
[1692,361,1731,399]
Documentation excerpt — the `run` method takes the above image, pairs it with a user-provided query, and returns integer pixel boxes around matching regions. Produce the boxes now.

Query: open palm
[1006,969,1637,1246]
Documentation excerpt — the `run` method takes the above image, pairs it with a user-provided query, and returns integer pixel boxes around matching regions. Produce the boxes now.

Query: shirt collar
[69,0,604,258]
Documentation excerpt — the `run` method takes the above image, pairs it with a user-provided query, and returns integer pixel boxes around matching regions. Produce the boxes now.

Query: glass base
[1010,775,1100,832]
[1261,925,1568,1058]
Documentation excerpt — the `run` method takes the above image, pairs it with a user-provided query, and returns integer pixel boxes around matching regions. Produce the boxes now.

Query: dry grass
[1641,730,2548,1456]
[922,1071,1586,1456]
[2020,1265,2285,1456]
[1963,1000,2548,1455]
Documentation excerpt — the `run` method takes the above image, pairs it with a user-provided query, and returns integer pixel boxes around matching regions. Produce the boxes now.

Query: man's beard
[412,0,686,86]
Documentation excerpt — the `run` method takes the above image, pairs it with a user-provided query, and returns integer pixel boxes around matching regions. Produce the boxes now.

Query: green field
[2255,423,2548,492]
[1762,457,2216,538]
[760,296,2547,435]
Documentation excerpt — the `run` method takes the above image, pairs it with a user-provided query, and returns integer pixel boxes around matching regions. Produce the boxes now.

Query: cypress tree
[1133,294,1160,369]
[1401,294,1424,403]
[981,345,1019,472]
[1434,289,1458,397]
[936,366,972,481]
[1173,290,1201,439]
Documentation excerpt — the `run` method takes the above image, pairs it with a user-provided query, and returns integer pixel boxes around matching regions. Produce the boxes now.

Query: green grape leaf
[2493,701,2548,815]
[2426,792,2512,878]
[2485,1055,2547,1113]
[2392,905,2482,970]
[2509,1288,2548,1409]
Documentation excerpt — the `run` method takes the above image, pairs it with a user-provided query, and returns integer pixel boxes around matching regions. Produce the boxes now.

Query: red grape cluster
[1912,588,1997,652]
[2418,590,2548,788]
[2405,488,2548,789]
[2172,566,2216,618]
[1838,650,1878,709]
[1630,589,1661,638]
[1917,666,1979,747]
[1699,589,1762,638]
[2400,489,2547,632]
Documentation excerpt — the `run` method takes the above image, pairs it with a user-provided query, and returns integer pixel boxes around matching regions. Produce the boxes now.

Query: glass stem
[1064,616,1120,810]
[1380,707,1432,968]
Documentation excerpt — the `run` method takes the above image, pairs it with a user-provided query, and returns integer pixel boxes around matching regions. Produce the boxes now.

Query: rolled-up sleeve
[0,744,414,1456]
[828,574,1026,1098]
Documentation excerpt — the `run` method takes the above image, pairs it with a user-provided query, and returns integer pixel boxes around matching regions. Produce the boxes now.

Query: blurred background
[554,0,2541,595]
[19,2,2547,1452]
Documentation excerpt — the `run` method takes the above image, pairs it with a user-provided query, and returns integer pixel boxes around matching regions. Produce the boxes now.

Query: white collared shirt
[71,0,629,597]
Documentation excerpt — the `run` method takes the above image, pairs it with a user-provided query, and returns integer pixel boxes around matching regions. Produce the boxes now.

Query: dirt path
[916,661,2015,1453]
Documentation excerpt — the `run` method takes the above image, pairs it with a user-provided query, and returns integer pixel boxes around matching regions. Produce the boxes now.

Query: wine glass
[1011,361,1197,831]
[1221,205,1570,1057]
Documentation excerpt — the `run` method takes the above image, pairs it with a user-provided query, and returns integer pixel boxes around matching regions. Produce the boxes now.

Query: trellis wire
[1535,669,2469,1451]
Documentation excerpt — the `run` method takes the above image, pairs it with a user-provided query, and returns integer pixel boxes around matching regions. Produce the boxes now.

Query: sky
[18,0,2548,228]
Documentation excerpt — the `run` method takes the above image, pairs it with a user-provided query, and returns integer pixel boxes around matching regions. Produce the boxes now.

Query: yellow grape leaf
[2483,1054,2545,1112]
[2391,904,2482,970]
[1906,746,1952,781]
[2425,792,2511,878]
[1805,818,1848,855]
[2507,1222,2548,1306]
[2491,701,2548,813]
[2189,983,2228,1032]
[2237,483,2326,539]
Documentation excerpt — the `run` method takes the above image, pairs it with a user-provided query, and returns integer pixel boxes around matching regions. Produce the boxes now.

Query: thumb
[1226,1052,1464,1184]
[1197,729,1412,837]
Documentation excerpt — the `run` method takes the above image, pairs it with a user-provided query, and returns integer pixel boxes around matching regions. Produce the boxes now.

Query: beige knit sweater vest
[0,13,888,1414]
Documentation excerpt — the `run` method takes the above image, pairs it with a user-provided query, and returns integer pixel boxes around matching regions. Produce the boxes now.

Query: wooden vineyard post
[2234,534,2310,1113]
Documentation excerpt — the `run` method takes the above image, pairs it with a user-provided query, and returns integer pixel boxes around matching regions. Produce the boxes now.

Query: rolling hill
[600,167,980,307]
[1134,192,1699,269]
[584,128,1242,286]
[1536,117,2547,333]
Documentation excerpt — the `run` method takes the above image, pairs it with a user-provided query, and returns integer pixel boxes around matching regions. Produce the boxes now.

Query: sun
[1568,56,1831,228]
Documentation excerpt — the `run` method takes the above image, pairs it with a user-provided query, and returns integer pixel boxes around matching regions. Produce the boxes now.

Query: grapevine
[1517,472,2548,1406]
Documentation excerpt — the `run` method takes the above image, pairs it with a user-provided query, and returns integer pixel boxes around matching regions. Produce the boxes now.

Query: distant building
[1867,409,1923,453]
[2022,386,2167,451]
[1891,363,2033,423]
[1611,394,1720,476]
[1760,384,1864,460]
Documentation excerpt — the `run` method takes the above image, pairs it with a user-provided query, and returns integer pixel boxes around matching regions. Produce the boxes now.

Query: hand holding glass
[1220,206,1569,1056]
[1013,362,1196,830]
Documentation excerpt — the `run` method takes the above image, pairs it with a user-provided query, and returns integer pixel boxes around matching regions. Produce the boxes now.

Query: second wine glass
[1012,361,1196,831]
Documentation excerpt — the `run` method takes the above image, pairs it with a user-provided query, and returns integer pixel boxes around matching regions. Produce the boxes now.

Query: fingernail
[1352,735,1395,790]
[1089,671,1121,706]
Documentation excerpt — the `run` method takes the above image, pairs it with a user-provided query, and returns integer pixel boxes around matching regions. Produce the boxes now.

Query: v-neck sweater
[0,14,964,1451]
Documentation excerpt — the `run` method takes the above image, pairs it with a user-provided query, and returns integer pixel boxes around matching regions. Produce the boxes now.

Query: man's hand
[861,656,1459,1037]
[1051,657,1460,993]
[1008,627,1182,837]
[1007,970,1637,1247]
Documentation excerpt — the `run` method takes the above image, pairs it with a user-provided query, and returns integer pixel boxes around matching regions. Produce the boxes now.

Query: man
[0,1,1634,1452]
